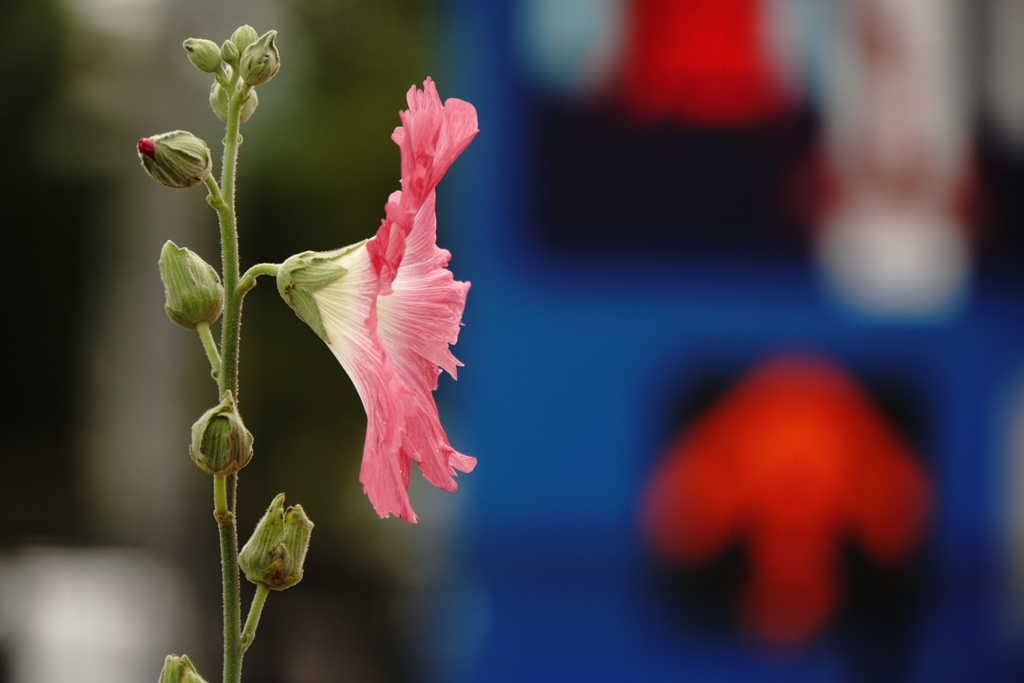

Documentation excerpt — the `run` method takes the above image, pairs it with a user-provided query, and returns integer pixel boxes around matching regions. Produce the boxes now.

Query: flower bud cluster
[184,24,278,124]
[184,25,279,87]
[136,26,280,190]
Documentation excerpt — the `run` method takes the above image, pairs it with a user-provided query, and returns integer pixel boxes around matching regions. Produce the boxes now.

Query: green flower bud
[158,654,208,683]
[159,241,223,330]
[239,30,280,87]
[239,494,313,591]
[182,38,222,73]
[230,25,259,53]
[190,391,253,475]
[239,88,258,123]
[220,39,239,66]
[209,82,229,123]
[210,85,259,125]
[137,131,212,189]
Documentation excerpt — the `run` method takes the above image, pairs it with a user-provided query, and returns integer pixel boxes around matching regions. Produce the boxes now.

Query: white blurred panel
[0,548,190,683]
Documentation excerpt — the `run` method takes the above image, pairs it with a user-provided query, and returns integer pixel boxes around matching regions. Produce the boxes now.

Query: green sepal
[237,88,259,123]
[209,82,229,123]
[189,391,253,475]
[158,654,208,683]
[159,241,223,330]
[230,25,259,53]
[210,83,258,124]
[182,38,222,73]
[276,246,361,342]
[137,130,212,189]
[239,30,280,87]
[239,493,314,590]
[220,39,239,66]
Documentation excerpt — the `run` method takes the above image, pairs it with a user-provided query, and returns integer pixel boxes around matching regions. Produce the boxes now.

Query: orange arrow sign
[642,357,930,644]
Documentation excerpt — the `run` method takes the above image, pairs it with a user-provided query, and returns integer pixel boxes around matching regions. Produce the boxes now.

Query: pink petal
[310,244,421,521]
[377,192,476,491]
[379,191,469,379]
[305,78,477,522]
[391,77,479,208]
[367,195,413,297]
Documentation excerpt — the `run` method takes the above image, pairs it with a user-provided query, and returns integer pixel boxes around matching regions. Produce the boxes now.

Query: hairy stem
[213,474,241,683]
[240,583,270,653]
[238,262,280,296]
[211,79,251,683]
[195,321,222,379]
[218,98,244,400]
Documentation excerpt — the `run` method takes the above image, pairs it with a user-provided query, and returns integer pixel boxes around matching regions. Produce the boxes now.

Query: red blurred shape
[619,0,790,126]
[642,357,930,644]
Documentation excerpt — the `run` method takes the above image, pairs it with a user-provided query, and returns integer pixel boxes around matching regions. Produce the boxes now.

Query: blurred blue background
[5,0,1024,681]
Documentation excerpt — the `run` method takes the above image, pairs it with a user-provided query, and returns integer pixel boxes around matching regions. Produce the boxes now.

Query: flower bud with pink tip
[137,130,212,189]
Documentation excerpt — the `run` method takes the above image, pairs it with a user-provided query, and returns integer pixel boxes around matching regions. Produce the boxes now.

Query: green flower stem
[240,583,270,653]
[218,111,243,399]
[195,321,222,379]
[213,474,242,683]
[204,175,224,208]
[208,77,250,683]
[238,263,281,296]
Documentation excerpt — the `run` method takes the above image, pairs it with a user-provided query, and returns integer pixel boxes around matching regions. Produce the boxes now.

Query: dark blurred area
[6,0,1024,682]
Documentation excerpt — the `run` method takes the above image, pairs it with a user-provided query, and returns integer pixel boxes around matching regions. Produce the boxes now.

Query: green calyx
[190,391,253,475]
[230,25,259,53]
[159,241,224,330]
[205,25,271,125]
[158,654,208,683]
[239,493,314,590]
[182,38,222,73]
[239,30,280,87]
[210,83,258,124]
[276,247,360,342]
[220,39,239,66]
[137,130,212,189]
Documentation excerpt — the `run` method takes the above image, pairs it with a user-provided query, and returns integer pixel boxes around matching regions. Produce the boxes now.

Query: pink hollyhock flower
[277,78,477,522]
